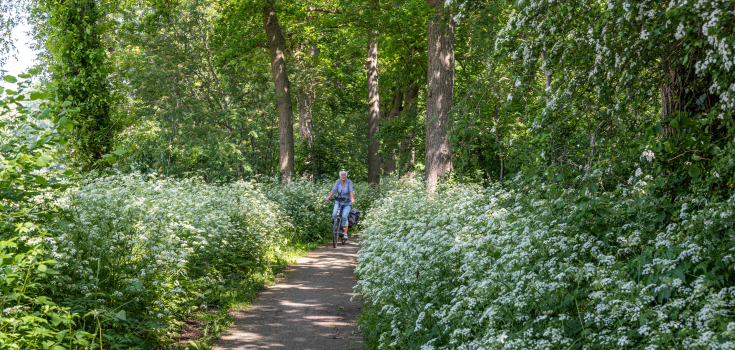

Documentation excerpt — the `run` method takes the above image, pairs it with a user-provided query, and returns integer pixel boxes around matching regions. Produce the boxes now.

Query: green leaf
[56,329,68,343]
[36,154,51,167]
[692,155,700,161]
[115,310,126,321]
[670,119,679,129]
[35,176,48,185]
[113,149,127,155]
[28,68,38,75]
[61,100,72,107]
[40,108,51,119]
[38,264,47,272]
[688,165,701,178]
[656,210,665,222]
[653,122,663,134]
[588,183,598,193]
[18,74,31,78]
[102,154,116,163]
[30,92,43,100]
[3,75,17,83]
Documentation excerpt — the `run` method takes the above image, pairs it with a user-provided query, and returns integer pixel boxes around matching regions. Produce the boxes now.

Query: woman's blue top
[331,179,353,204]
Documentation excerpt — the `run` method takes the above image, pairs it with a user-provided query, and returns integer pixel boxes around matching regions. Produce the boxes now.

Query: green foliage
[258,175,404,242]
[43,173,293,348]
[0,73,95,349]
[357,176,735,349]
[32,0,119,170]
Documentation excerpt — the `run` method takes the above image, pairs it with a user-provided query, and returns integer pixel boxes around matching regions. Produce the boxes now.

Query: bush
[0,73,93,349]
[356,174,735,349]
[259,177,334,242]
[44,173,293,348]
[258,176,410,242]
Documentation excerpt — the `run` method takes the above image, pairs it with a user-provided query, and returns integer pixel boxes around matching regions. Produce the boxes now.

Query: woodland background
[1,0,734,348]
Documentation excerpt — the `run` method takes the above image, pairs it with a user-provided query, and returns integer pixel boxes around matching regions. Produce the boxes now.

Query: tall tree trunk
[425,0,454,193]
[263,1,295,182]
[400,84,419,175]
[366,26,381,184]
[383,89,404,175]
[54,0,114,170]
[493,102,504,181]
[297,89,318,178]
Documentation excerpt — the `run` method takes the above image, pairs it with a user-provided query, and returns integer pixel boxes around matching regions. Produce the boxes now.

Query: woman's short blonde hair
[339,169,348,176]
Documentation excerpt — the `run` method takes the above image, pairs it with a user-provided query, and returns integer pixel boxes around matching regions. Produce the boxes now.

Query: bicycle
[329,195,348,248]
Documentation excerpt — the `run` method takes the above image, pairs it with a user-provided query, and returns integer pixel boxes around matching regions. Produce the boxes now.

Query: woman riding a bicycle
[325,169,355,240]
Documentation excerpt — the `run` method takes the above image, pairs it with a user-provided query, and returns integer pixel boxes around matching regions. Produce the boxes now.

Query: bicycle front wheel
[333,218,340,248]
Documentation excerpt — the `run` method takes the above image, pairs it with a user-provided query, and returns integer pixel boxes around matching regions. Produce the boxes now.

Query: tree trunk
[55,0,114,170]
[263,1,295,182]
[540,50,552,104]
[661,58,682,138]
[425,0,454,193]
[400,84,419,175]
[366,26,381,184]
[383,89,404,175]
[297,89,318,178]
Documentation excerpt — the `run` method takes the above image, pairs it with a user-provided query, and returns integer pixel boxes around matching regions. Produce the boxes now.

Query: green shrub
[0,73,96,349]
[356,174,735,349]
[257,176,406,242]
[259,177,334,242]
[44,173,292,348]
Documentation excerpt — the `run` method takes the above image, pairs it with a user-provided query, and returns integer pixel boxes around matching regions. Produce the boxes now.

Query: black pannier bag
[348,208,361,228]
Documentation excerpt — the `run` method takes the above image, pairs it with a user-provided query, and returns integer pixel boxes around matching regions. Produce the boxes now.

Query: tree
[39,0,116,170]
[366,8,380,185]
[262,0,295,182]
[425,0,454,192]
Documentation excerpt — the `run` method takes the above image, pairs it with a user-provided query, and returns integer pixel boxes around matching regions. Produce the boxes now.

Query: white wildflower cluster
[494,0,735,149]
[356,179,735,349]
[47,172,291,329]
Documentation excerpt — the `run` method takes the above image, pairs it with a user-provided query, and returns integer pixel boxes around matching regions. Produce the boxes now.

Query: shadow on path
[214,238,363,350]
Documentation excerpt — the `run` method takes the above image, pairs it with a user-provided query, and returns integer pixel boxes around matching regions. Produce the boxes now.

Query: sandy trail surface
[214,239,363,350]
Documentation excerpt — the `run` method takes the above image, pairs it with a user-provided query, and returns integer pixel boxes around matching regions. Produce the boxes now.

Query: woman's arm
[350,191,355,205]
[326,181,338,201]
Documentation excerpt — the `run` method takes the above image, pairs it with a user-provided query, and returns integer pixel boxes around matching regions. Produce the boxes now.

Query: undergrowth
[356,173,735,349]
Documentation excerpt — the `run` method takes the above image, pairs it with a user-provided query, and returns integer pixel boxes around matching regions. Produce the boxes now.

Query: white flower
[641,150,655,162]
[675,23,685,40]
[635,168,643,177]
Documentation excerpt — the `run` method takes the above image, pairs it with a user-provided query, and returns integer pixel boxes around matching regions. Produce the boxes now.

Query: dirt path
[214,239,363,350]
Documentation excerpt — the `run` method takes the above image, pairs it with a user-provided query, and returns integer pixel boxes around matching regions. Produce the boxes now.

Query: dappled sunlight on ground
[215,239,362,350]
